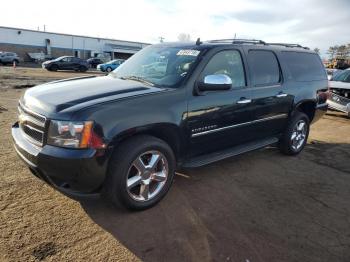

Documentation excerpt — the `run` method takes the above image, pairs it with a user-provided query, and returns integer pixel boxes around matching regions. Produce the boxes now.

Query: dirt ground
[0,67,350,262]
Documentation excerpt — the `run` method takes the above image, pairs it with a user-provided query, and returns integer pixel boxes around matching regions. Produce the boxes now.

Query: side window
[201,50,246,88]
[345,72,350,83]
[281,52,327,81]
[248,50,281,86]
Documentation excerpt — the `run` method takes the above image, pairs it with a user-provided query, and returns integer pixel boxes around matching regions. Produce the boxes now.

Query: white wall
[0,27,148,52]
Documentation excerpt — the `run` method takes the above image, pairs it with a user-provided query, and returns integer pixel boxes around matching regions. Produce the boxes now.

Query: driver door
[187,49,256,157]
[59,57,71,70]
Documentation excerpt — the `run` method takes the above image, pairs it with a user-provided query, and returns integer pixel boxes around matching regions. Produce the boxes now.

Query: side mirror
[197,74,232,91]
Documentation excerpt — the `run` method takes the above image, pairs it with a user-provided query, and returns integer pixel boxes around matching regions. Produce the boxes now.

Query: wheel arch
[109,123,185,161]
[294,99,316,122]
[50,63,59,70]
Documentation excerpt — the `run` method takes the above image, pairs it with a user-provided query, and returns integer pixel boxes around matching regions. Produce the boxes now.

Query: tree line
[326,44,350,60]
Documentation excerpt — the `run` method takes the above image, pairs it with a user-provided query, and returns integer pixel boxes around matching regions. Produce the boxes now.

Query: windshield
[332,70,350,82]
[111,45,201,87]
[53,56,66,61]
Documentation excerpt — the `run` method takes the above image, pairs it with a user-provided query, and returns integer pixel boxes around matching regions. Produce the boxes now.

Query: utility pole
[71,36,74,56]
[43,25,46,32]
[159,36,165,43]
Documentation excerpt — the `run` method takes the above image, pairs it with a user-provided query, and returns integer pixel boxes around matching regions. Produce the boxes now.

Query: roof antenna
[196,37,202,45]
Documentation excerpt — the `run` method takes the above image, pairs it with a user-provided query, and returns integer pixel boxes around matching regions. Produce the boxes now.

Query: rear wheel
[79,65,87,72]
[106,67,112,73]
[279,111,310,155]
[105,135,176,210]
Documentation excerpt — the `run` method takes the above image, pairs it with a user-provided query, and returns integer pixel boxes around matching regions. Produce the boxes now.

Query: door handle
[276,92,288,98]
[237,98,252,104]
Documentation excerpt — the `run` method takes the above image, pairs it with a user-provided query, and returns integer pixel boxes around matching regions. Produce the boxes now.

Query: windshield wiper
[120,76,154,87]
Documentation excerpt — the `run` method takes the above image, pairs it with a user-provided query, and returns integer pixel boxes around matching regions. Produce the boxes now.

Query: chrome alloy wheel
[291,120,307,151]
[126,150,169,201]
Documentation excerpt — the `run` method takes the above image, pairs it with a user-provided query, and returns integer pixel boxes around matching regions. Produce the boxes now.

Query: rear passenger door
[72,57,82,69]
[245,49,292,139]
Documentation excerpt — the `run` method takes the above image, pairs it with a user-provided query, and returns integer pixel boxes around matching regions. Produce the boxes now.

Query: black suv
[42,56,89,72]
[87,58,104,69]
[12,39,328,210]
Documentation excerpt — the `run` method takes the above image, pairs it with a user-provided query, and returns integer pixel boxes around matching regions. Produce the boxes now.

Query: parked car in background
[327,69,350,117]
[12,40,328,210]
[97,59,125,72]
[42,56,89,72]
[87,58,104,69]
[0,52,21,65]
[326,68,342,80]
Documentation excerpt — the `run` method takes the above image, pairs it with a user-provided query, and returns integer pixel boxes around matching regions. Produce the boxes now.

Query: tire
[279,111,310,155]
[50,64,58,71]
[106,67,112,73]
[104,135,176,210]
[79,66,88,72]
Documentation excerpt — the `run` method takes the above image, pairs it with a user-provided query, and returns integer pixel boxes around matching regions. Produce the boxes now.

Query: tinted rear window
[248,50,281,86]
[282,52,326,81]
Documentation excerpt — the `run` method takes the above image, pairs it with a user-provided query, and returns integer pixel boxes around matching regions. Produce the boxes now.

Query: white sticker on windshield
[177,49,200,56]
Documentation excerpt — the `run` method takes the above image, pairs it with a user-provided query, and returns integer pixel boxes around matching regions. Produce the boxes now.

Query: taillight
[317,91,328,103]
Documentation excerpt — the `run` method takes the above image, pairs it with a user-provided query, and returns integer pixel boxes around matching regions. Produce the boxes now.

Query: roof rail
[268,43,310,50]
[207,39,267,45]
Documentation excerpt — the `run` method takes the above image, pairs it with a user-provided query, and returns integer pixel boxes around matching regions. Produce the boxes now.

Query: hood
[22,75,164,115]
[42,59,55,64]
[329,80,350,90]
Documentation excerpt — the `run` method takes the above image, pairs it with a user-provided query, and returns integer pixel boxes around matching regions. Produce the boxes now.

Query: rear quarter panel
[275,50,328,108]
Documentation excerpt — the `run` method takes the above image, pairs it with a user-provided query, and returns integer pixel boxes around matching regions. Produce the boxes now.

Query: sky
[0,0,349,57]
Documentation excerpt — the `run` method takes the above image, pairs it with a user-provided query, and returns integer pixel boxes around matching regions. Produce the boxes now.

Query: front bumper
[312,102,328,124]
[97,65,106,72]
[12,122,109,198]
[327,92,350,114]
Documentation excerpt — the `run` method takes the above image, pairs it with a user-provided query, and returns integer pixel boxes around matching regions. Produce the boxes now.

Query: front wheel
[105,135,176,210]
[50,64,58,71]
[106,67,112,73]
[279,111,310,155]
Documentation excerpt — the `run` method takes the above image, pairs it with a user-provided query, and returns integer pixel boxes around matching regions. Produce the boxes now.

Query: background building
[0,26,149,61]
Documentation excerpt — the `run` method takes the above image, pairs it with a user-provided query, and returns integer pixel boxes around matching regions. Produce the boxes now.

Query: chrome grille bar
[18,102,47,146]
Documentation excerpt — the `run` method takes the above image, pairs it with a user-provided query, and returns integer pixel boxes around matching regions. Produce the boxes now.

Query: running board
[182,137,279,168]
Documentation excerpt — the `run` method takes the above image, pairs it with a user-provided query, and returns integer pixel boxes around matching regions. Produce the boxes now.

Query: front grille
[329,92,350,106]
[18,103,47,146]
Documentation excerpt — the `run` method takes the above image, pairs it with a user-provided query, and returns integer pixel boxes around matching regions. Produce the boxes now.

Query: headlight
[47,120,105,149]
